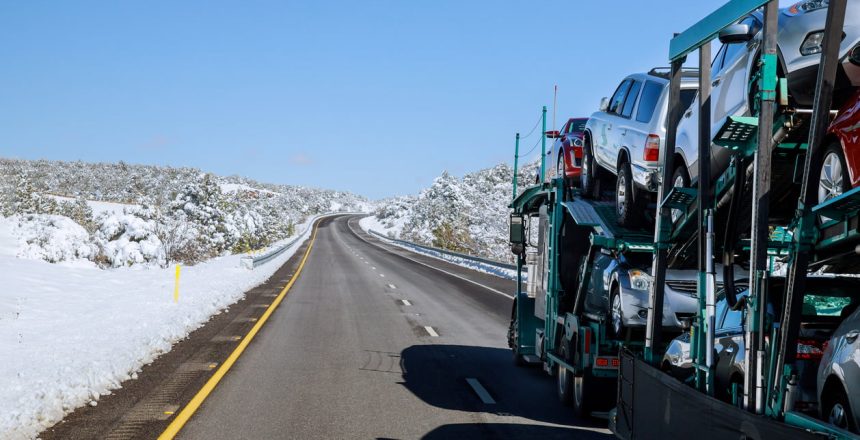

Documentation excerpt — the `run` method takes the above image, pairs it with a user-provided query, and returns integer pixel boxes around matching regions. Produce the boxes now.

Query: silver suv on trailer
[583,69,698,227]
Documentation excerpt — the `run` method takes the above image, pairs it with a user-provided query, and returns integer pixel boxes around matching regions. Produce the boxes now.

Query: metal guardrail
[241,213,357,269]
[367,229,516,271]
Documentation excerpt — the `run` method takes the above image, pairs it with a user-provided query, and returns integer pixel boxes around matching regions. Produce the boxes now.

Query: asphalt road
[174,215,611,439]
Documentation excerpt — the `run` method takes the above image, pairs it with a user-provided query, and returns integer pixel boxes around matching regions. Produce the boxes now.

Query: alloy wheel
[611,293,623,336]
[616,174,627,216]
[819,151,845,204]
[671,173,685,223]
[829,402,848,429]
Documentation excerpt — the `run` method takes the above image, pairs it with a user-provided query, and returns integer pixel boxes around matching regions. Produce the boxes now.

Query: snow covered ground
[0,215,319,440]
[359,216,517,281]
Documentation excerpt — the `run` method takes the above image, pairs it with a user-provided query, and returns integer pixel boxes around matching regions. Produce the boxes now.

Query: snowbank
[0,215,318,440]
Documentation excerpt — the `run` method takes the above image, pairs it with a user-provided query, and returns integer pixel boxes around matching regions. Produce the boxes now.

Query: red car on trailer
[546,117,588,187]
[818,88,860,205]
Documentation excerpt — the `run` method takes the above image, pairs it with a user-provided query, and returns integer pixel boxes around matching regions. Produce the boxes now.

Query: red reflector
[644,134,660,162]
[596,358,609,367]
[611,358,620,367]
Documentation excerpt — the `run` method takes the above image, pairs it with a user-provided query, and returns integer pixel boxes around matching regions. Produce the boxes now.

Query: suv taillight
[644,135,660,162]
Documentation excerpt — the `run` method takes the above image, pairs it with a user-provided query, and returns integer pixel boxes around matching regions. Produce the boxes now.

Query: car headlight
[801,31,825,56]
[628,269,653,291]
[572,138,583,147]
[786,0,828,16]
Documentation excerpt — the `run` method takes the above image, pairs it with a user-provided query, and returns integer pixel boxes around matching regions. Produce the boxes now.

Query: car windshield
[570,119,587,132]
[803,294,854,317]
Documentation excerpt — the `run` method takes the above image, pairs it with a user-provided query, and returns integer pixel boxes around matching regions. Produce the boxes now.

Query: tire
[609,286,625,339]
[557,153,566,180]
[573,369,597,418]
[508,311,527,367]
[823,386,857,433]
[670,164,691,223]
[815,143,850,206]
[581,139,598,199]
[557,343,573,406]
[615,161,644,227]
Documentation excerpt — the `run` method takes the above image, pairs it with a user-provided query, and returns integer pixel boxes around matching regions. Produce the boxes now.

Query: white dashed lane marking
[400,299,412,306]
[423,326,439,337]
[466,378,496,404]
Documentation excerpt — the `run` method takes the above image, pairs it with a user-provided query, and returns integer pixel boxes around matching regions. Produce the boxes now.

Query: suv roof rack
[647,67,700,79]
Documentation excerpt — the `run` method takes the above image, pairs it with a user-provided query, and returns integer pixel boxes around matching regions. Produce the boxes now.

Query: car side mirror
[599,97,610,112]
[718,24,753,44]
[545,130,560,139]
[510,214,526,255]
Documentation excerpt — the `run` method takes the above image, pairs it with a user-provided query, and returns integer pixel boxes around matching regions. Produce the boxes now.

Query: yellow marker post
[173,265,181,303]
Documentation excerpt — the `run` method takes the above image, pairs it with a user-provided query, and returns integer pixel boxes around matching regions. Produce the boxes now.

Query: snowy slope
[0,215,319,440]
[366,161,539,263]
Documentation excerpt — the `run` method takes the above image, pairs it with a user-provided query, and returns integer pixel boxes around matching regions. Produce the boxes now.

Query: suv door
[711,16,762,133]
[615,79,645,168]
[595,79,633,171]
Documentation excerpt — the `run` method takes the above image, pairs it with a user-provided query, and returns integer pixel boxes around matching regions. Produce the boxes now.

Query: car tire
[823,385,857,432]
[814,143,850,206]
[670,163,691,223]
[572,369,595,419]
[557,342,574,406]
[615,161,644,227]
[581,139,599,199]
[609,286,625,339]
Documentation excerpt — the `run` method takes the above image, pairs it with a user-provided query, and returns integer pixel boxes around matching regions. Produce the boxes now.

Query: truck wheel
[557,344,574,406]
[573,369,596,418]
[581,140,599,199]
[509,314,527,366]
[615,161,644,227]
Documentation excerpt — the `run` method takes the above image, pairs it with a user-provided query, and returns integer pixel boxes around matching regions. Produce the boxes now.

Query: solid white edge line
[465,378,496,404]
[345,217,514,300]
[424,326,439,337]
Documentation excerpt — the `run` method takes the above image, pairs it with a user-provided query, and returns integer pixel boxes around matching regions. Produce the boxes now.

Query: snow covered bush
[0,157,371,268]
[14,214,98,263]
[93,210,165,268]
[372,161,539,263]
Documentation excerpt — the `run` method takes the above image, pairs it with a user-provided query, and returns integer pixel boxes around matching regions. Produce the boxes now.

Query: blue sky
[0,1,758,199]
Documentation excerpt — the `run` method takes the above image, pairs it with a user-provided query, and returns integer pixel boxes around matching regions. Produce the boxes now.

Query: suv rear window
[636,81,662,123]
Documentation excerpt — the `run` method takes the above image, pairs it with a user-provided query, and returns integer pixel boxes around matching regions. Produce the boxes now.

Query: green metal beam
[669,0,769,62]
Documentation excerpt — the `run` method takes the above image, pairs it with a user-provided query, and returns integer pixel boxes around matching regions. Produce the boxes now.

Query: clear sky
[0,1,773,199]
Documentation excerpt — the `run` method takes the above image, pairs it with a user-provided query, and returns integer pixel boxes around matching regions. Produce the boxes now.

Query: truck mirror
[510,214,525,246]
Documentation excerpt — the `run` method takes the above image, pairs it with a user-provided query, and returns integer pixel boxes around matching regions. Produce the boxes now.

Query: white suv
[583,69,698,227]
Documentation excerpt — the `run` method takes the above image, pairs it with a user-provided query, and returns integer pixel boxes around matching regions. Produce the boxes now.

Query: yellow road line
[158,221,321,440]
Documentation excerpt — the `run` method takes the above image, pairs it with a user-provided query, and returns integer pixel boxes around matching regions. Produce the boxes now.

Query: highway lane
[178,215,612,439]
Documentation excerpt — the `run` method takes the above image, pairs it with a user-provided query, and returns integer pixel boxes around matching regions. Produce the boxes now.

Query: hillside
[0,158,369,267]
[368,161,539,263]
